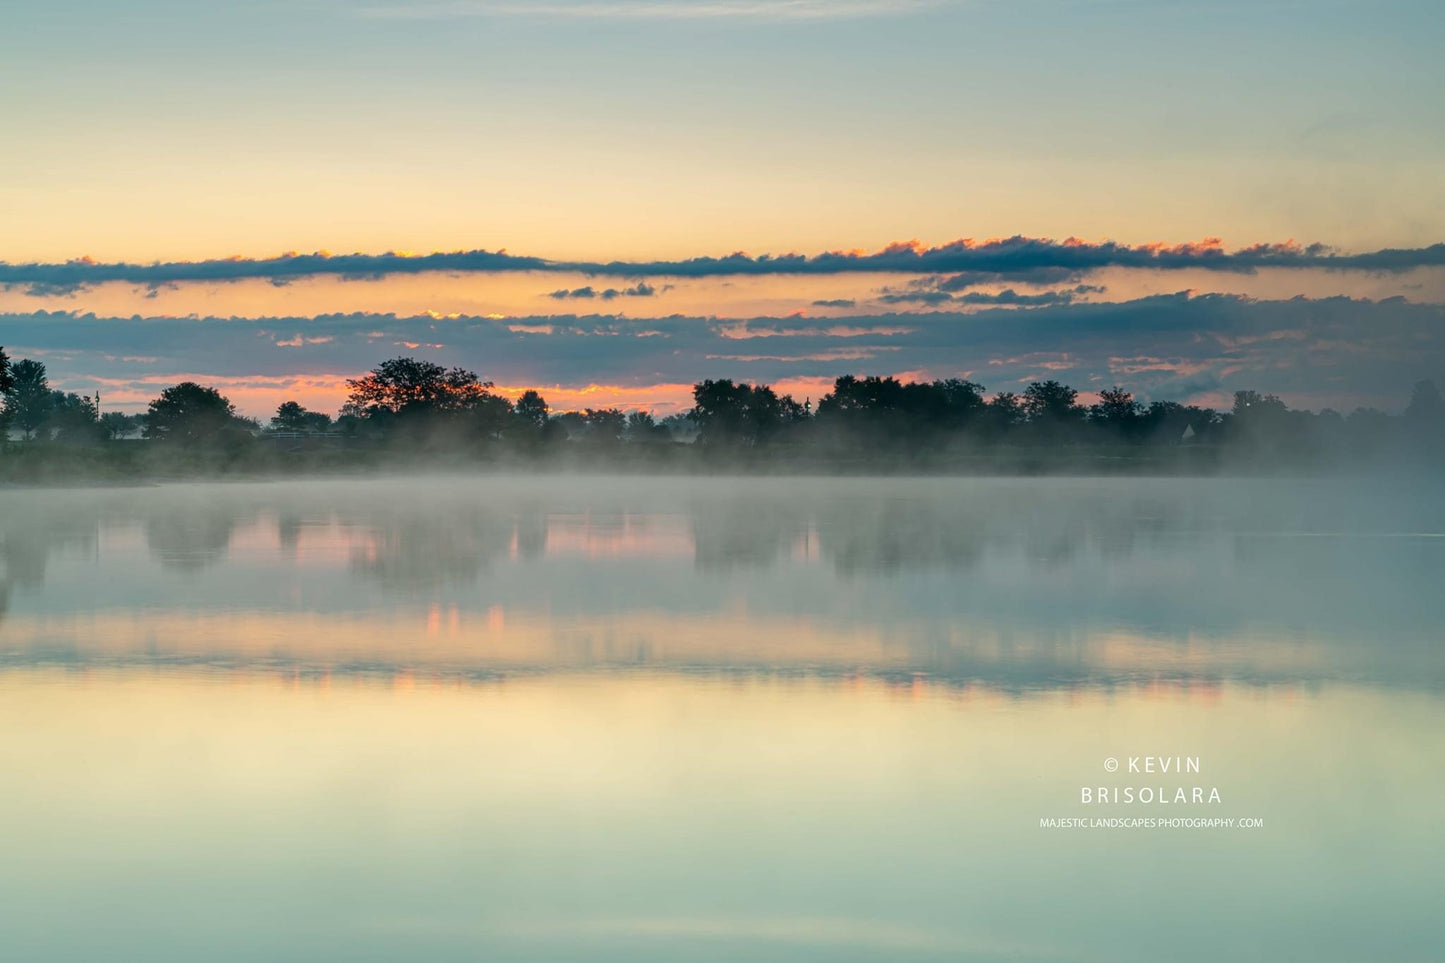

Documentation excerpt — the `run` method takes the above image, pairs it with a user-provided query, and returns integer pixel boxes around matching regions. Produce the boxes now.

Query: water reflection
[2,477,1443,963]
[1,668,1440,963]
[350,508,512,588]
[1,476,1443,690]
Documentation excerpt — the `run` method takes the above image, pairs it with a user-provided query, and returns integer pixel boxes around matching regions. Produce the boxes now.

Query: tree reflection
[689,496,811,570]
[145,511,239,570]
[347,508,512,589]
[0,506,100,625]
[813,499,987,574]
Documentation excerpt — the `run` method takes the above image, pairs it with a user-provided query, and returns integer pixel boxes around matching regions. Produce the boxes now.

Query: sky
[1,0,1442,416]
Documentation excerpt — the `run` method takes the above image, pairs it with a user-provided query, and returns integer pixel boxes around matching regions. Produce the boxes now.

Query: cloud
[706,346,903,363]
[4,294,1439,417]
[566,237,1445,280]
[612,281,657,298]
[0,249,545,297]
[16,281,95,298]
[878,283,1105,307]
[548,282,657,301]
[811,299,857,308]
[274,333,336,347]
[936,267,1085,291]
[877,290,956,306]
[5,237,1443,293]
[358,1,938,22]
[717,323,914,339]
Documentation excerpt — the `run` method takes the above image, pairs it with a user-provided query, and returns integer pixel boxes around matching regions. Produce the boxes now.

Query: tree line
[2,349,1442,462]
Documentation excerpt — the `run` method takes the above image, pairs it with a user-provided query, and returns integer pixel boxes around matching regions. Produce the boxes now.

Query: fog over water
[4,475,1442,688]
[2,475,1442,961]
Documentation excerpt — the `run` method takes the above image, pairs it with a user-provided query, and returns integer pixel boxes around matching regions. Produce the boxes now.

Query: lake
[1,475,1442,962]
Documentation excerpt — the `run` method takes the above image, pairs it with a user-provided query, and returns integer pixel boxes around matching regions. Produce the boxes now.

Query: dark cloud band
[3,237,1443,294]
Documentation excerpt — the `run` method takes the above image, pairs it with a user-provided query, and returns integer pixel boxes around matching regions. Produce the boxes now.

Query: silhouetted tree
[273,400,305,430]
[346,357,493,417]
[692,379,752,443]
[333,412,366,437]
[1021,380,1084,442]
[551,410,587,439]
[1091,387,1139,422]
[820,375,906,415]
[1228,389,1310,454]
[46,391,104,443]
[6,338,1426,470]
[1405,379,1442,423]
[625,410,672,442]
[1139,401,1218,444]
[0,347,12,438]
[3,359,53,439]
[935,378,987,426]
[345,357,512,441]
[99,412,142,440]
[1089,386,1142,441]
[584,407,627,442]
[1022,380,1083,422]
[144,382,247,444]
[1232,390,1287,419]
[692,379,804,447]
[509,389,564,445]
[626,410,655,437]
[514,389,550,431]
[1401,378,1445,453]
[1343,406,1394,455]
[660,412,699,442]
[818,375,983,446]
[270,400,332,433]
[986,392,1022,430]
[463,393,516,440]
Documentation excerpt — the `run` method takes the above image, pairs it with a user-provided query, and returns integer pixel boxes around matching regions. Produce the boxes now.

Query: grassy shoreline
[1,437,1409,485]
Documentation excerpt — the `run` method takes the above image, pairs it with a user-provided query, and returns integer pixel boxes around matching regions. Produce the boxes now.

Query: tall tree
[692,379,753,442]
[513,390,550,432]
[345,357,513,440]
[0,347,11,436]
[3,359,54,439]
[345,357,494,417]
[144,382,244,444]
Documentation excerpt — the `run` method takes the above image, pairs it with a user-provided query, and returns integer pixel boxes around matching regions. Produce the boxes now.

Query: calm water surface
[1,475,1442,961]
